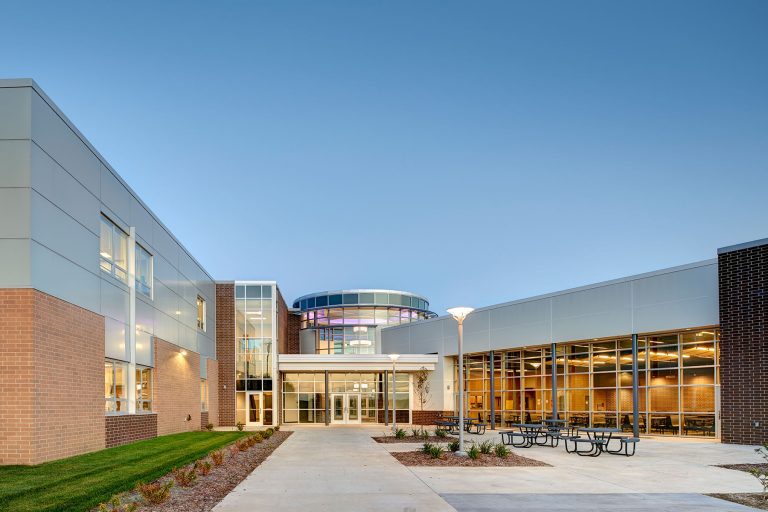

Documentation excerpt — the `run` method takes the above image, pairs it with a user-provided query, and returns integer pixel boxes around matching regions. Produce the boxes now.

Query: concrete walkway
[213,426,454,512]
[214,426,764,512]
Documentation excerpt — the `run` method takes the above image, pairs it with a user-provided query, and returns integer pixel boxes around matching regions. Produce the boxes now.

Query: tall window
[136,367,153,412]
[197,296,206,331]
[135,244,153,298]
[201,379,209,412]
[105,360,128,413]
[100,215,128,283]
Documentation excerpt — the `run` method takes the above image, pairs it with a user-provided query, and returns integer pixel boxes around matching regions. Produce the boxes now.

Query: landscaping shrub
[394,428,406,439]
[205,423,214,431]
[447,439,460,452]
[97,496,138,512]
[479,440,494,455]
[237,439,250,452]
[434,428,448,438]
[274,425,280,431]
[172,466,197,487]
[236,422,245,431]
[421,442,435,454]
[195,460,212,476]
[750,442,768,501]
[136,480,173,505]
[411,427,428,439]
[229,444,240,457]
[494,443,510,458]
[265,427,275,437]
[211,450,224,466]
[467,443,480,460]
[252,432,264,443]
[427,444,445,459]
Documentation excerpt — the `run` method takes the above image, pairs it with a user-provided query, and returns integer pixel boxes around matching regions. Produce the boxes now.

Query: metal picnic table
[564,427,622,456]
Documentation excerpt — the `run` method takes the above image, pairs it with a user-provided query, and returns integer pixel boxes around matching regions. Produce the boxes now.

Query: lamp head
[388,353,400,362]
[447,307,475,322]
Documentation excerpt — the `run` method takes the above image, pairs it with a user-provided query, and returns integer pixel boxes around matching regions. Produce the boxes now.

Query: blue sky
[2,1,766,313]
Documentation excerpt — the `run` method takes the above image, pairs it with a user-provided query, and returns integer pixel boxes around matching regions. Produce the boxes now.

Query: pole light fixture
[389,354,400,432]
[447,307,474,456]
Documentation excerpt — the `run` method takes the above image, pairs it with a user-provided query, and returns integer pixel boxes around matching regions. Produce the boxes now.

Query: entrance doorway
[331,393,361,424]
[247,392,263,426]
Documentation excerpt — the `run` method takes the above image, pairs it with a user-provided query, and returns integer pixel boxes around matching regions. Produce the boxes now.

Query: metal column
[551,342,558,420]
[384,371,389,426]
[632,334,640,438]
[324,370,330,426]
[489,350,496,430]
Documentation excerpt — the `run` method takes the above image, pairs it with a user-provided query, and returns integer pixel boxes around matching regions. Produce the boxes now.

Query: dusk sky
[2,0,766,314]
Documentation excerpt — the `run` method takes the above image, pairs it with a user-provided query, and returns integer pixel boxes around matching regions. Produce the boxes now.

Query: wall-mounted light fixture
[180,349,188,356]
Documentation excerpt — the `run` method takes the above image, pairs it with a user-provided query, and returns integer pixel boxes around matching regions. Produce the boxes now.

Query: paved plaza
[214,426,764,511]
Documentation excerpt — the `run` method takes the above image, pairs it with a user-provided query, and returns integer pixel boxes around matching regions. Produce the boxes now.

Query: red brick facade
[719,241,768,445]
[0,289,105,465]
[216,282,236,426]
[105,414,158,448]
[412,410,453,426]
[206,358,219,427]
[154,338,201,435]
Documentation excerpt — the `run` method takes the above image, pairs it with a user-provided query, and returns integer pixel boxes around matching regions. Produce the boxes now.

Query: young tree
[414,366,431,411]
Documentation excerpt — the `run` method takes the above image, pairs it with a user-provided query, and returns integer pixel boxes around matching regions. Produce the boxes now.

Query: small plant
[394,428,406,439]
[265,427,275,436]
[750,442,768,502]
[211,450,224,466]
[229,444,240,457]
[411,427,429,439]
[448,439,460,452]
[172,466,197,487]
[205,423,214,431]
[98,500,137,512]
[479,440,494,455]
[236,422,245,431]
[435,428,448,438]
[237,439,250,452]
[427,444,445,459]
[494,443,510,458]
[421,442,435,454]
[136,480,173,505]
[252,432,264,443]
[195,459,212,476]
[467,443,480,460]
[274,425,280,431]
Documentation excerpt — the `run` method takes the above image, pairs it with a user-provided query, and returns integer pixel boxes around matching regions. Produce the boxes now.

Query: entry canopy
[278,354,437,372]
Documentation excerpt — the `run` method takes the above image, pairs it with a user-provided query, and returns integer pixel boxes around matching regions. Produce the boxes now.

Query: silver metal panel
[0,87,31,139]
[30,91,100,196]
[135,330,153,366]
[154,308,178,344]
[30,240,100,312]
[552,281,633,342]
[100,164,131,226]
[0,188,30,238]
[153,280,179,321]
[152,221,180,270]
[462,309,491,353]
[100,278,129,324]
[0,239,31,287]
[31,143,100,235]
[105,317,129,361]
[30,191,98,273]
[129,198,154,249]
[299,330,316,354]
[0,140,31,187]
[489,298,551,349]
[153,253,179,296]
[135,295,155,335]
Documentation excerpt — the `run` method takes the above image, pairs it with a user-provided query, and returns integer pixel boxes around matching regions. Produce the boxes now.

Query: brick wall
[412,410,453,425]
[201,412,209,430]
[106,414,157,448]
[287,311,301,355]
[216,282,235,426]
[207,358,219,427]
[719,241,768,444]
[0,289,104,465]
[154,338,201,435]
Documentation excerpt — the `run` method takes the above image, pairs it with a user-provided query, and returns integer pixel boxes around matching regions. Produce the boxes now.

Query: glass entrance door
[247,392,263,426]
[331,393,361,424]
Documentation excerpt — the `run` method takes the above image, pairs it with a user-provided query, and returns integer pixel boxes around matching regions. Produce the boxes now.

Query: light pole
[447,307,474,456]
[389,354,400,432]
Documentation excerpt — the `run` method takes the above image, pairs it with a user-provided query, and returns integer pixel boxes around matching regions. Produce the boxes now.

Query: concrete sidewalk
[213,426,454,512]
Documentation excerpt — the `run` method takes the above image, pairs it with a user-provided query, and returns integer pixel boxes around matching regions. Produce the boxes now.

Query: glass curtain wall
[235,283,275,425]
[282,372,410,424]
[456,329,719,436]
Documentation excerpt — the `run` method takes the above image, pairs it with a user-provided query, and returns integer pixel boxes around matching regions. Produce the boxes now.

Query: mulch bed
[708,493,768,510]
[373,435,456,444]
[716,463,768,473]
[391,449,549,467]
[95,431,291,512]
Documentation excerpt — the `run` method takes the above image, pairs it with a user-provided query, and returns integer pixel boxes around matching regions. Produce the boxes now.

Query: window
[105,360,128,413]
[197,296,206,331]
[201,379,209,412]
[100,215,128,283]
[135,244,153,298]
[136,366,153,412]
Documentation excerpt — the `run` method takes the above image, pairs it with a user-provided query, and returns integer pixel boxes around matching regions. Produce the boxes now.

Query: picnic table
[499,423,544,448]
[564,427,639,457]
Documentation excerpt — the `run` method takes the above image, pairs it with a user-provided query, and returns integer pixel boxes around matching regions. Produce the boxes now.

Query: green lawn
[0,430,249,512]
